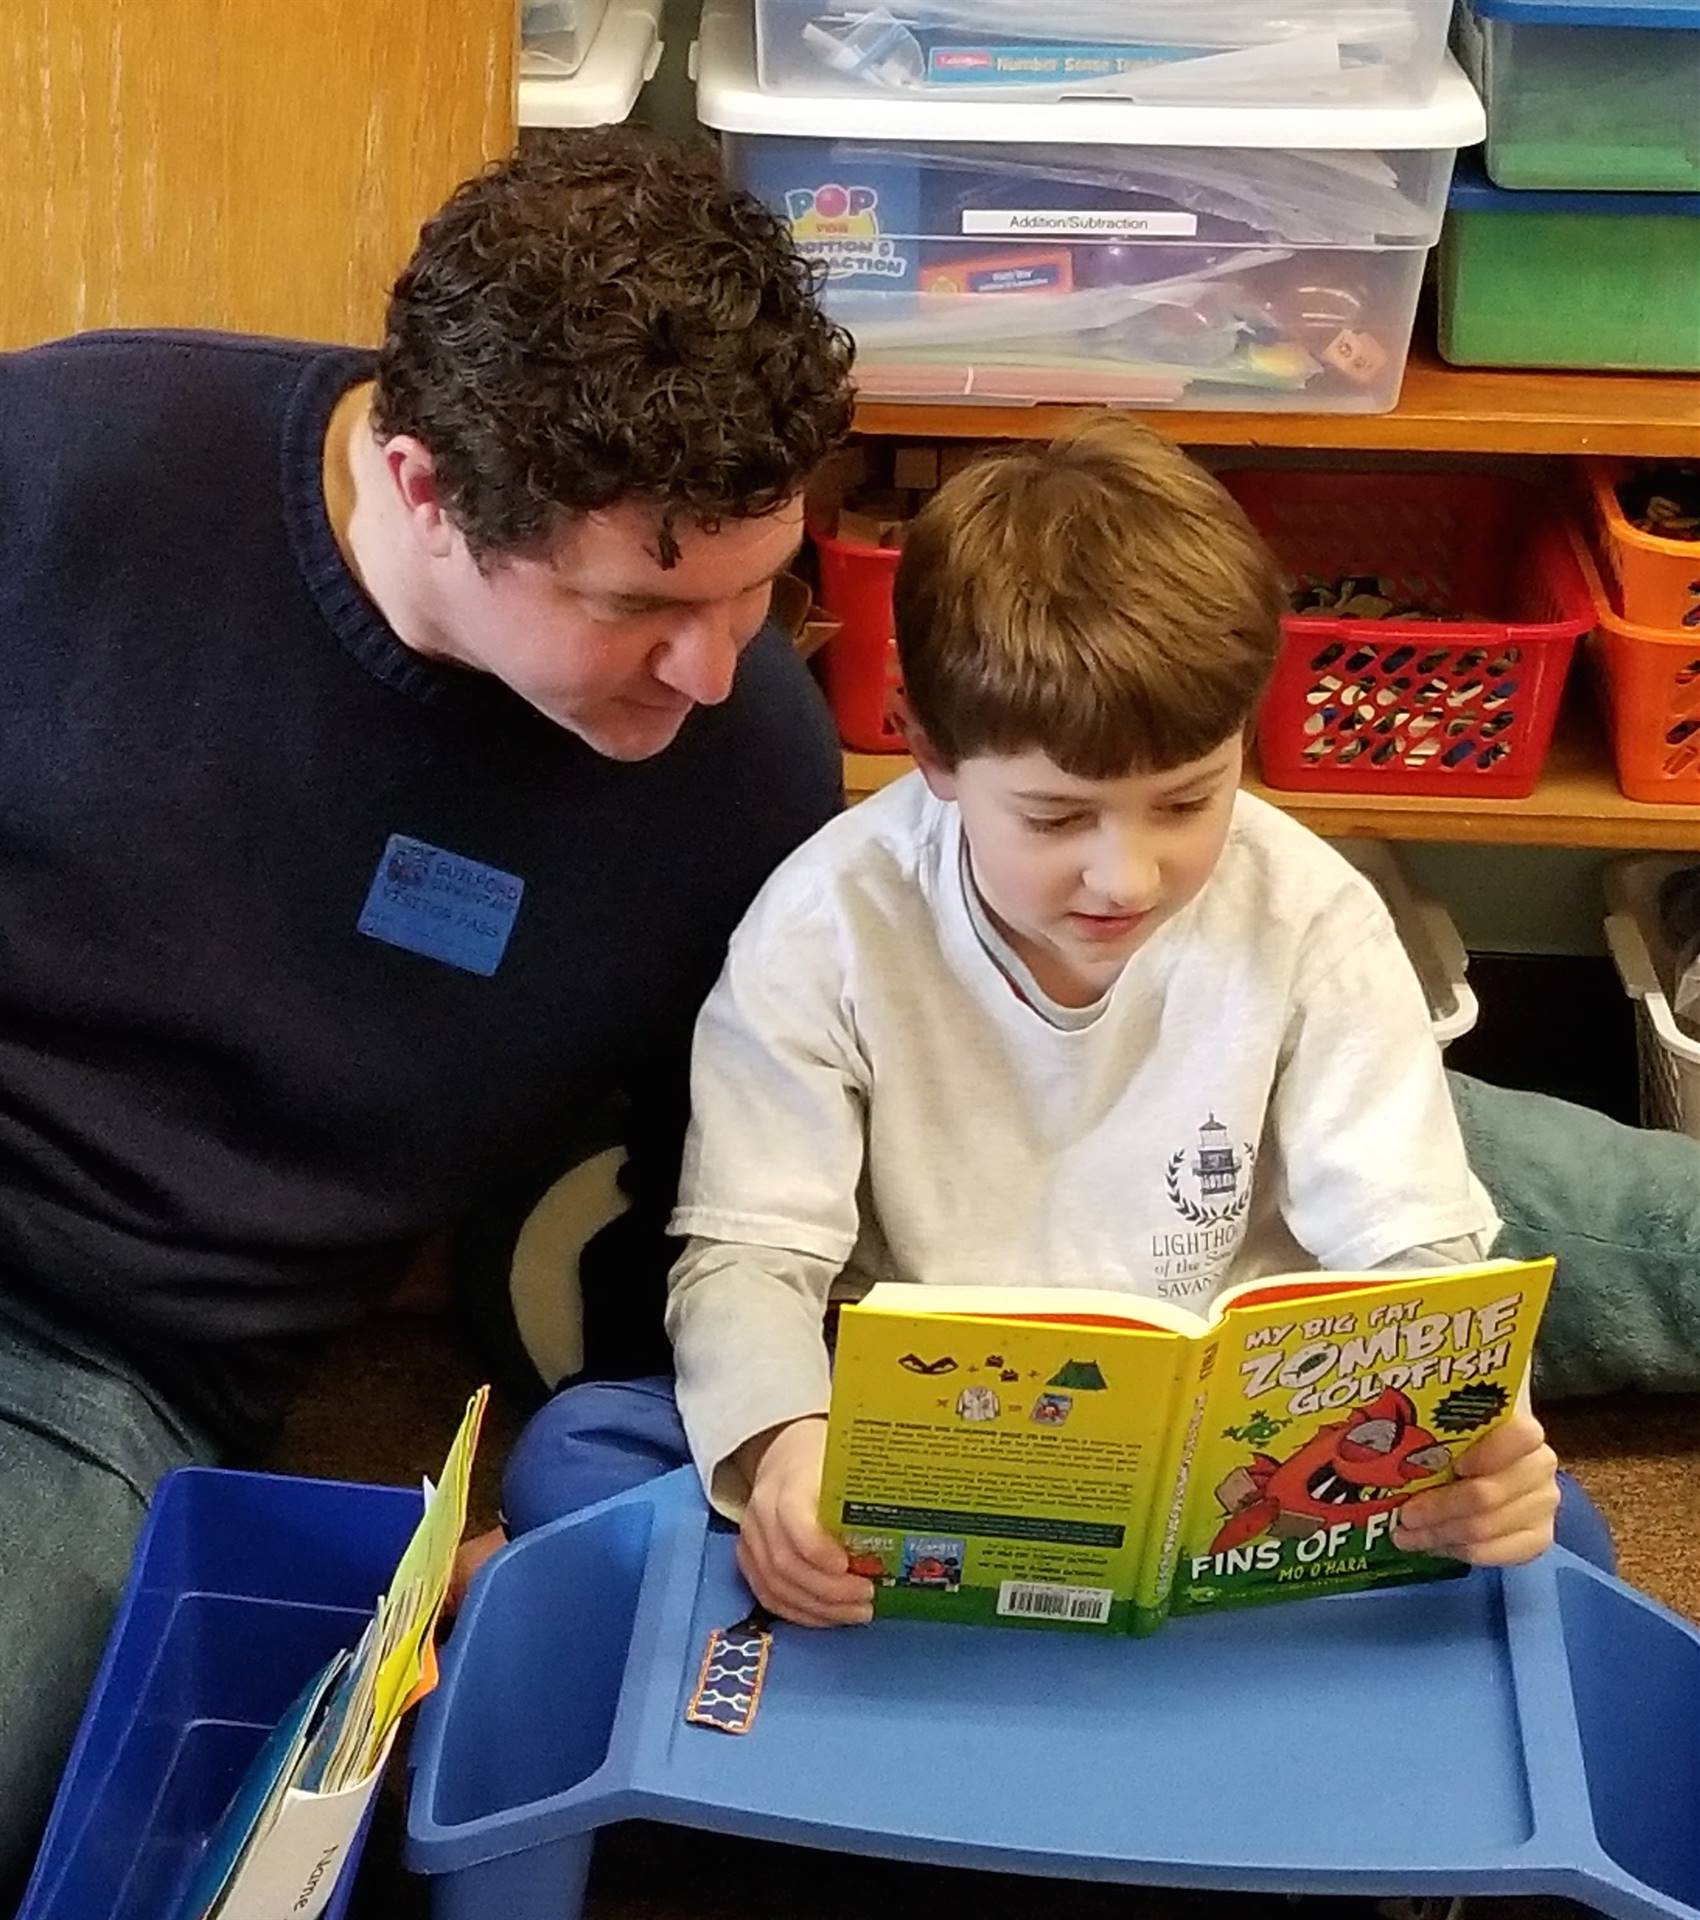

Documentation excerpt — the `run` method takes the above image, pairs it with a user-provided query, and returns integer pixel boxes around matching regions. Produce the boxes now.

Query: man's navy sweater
[0,331,842,1444]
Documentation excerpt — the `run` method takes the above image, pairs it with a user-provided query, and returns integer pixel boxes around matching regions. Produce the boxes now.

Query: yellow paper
[368,1385,488,1758]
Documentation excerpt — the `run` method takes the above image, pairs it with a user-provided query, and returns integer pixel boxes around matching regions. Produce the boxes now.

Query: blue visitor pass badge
[358,834,525,977]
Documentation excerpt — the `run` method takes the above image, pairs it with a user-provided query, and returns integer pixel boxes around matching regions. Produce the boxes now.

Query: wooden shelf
[852,341,1700,459]
[844,695,1700,851]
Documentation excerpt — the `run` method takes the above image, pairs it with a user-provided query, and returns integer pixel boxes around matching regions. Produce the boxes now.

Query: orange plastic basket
[1573,531,1700,805]
[1584,459,1700,633]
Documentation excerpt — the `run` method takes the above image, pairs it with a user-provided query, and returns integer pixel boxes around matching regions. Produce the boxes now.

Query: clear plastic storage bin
[520,0,663,127]
[753,0,1456,107]
[1455,0,1700,191]
[522,0,612,76]
[699,0,1484,411]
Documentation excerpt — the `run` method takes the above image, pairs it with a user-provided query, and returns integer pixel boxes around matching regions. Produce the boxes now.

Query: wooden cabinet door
[1,0,516,349]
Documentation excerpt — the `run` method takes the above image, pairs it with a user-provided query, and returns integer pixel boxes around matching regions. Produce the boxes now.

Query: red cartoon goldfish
[1210,1387,1452,1554]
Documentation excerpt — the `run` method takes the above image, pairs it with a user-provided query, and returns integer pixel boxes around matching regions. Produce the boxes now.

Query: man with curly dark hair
[372,132,852,570]
[350,129,854,759]
[0,127,851,1893]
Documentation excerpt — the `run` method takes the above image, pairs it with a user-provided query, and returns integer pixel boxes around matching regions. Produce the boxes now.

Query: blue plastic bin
[409,1467,1700,1920]
[19,1467,423,1920]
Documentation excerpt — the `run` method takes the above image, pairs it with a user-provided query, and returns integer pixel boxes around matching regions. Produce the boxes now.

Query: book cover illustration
[820,1258,1554,1636]
[1169,1266,1552,1618]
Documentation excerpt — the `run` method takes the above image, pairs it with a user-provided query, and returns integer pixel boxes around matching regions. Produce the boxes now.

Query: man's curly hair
[372,128,855,565]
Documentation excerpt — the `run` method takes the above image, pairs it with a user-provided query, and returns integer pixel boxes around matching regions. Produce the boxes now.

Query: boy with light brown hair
[507,417,1571,1625]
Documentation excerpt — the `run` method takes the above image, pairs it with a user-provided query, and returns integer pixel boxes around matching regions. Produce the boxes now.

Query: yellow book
[817,1258,1553,1635]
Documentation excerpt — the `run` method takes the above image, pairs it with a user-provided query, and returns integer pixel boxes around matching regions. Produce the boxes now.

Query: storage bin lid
[520,0,664,127]
[1449,148,1700,214]
[694,0,1485,146]
[1465,0,1699,29]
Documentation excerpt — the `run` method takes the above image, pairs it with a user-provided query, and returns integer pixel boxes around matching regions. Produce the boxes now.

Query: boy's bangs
[942,601,1268,780]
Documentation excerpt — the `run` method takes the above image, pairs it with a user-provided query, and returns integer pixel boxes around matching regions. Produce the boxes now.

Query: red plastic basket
[805,456,907,753]
[1227,471,1596,800]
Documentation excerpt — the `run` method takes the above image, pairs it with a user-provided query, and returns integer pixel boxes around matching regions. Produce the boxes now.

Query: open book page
[819,1294,1194,1630]
[853,1261,1542,1335]
[1202,1255,1538,1323]
[852,1280,1212,1337]
[1168,1257,1555,1618]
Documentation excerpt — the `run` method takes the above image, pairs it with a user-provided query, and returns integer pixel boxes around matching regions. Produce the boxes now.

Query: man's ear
[898,696,958,801]
[384,436,458,560]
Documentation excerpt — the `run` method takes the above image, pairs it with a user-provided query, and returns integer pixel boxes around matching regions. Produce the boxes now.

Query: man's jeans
[0,1299,215,1902]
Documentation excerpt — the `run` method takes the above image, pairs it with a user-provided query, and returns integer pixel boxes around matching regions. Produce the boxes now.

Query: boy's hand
[1393,1410,1560,1567]
[737,1417,875,1627]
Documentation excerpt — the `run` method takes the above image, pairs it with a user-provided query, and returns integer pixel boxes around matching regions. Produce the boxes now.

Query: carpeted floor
[268,1314,1700,1920]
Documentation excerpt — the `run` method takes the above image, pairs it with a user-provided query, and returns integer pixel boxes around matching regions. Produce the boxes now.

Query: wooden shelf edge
[852,345,1700,459]
[844,704,1700,852]
[1244,793,1700,852]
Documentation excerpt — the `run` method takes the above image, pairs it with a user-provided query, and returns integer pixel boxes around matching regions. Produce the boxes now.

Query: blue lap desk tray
[19,1468,424,1920]
[407,1466,1700,1920]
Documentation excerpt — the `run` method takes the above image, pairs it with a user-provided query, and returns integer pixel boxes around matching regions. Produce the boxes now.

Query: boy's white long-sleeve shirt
[667,775,1499,1509]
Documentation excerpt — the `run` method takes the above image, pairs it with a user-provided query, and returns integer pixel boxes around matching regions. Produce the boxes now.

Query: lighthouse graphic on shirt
[1152,1116,1257,1300]
[1193,1117,1241,1200]
[1166,1116,1254,1226]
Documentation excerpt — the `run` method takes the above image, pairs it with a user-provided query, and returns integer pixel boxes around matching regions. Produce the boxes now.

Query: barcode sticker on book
[996,1581,1114,1625]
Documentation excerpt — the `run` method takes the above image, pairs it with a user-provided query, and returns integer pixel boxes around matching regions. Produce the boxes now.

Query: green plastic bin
[1438,157,1700,371]
[1456,0,1700,192]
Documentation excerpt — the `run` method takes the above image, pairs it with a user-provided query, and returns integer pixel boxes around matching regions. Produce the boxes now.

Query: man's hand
[1393,1410,1560,1566]
[737,1417,875,1627]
